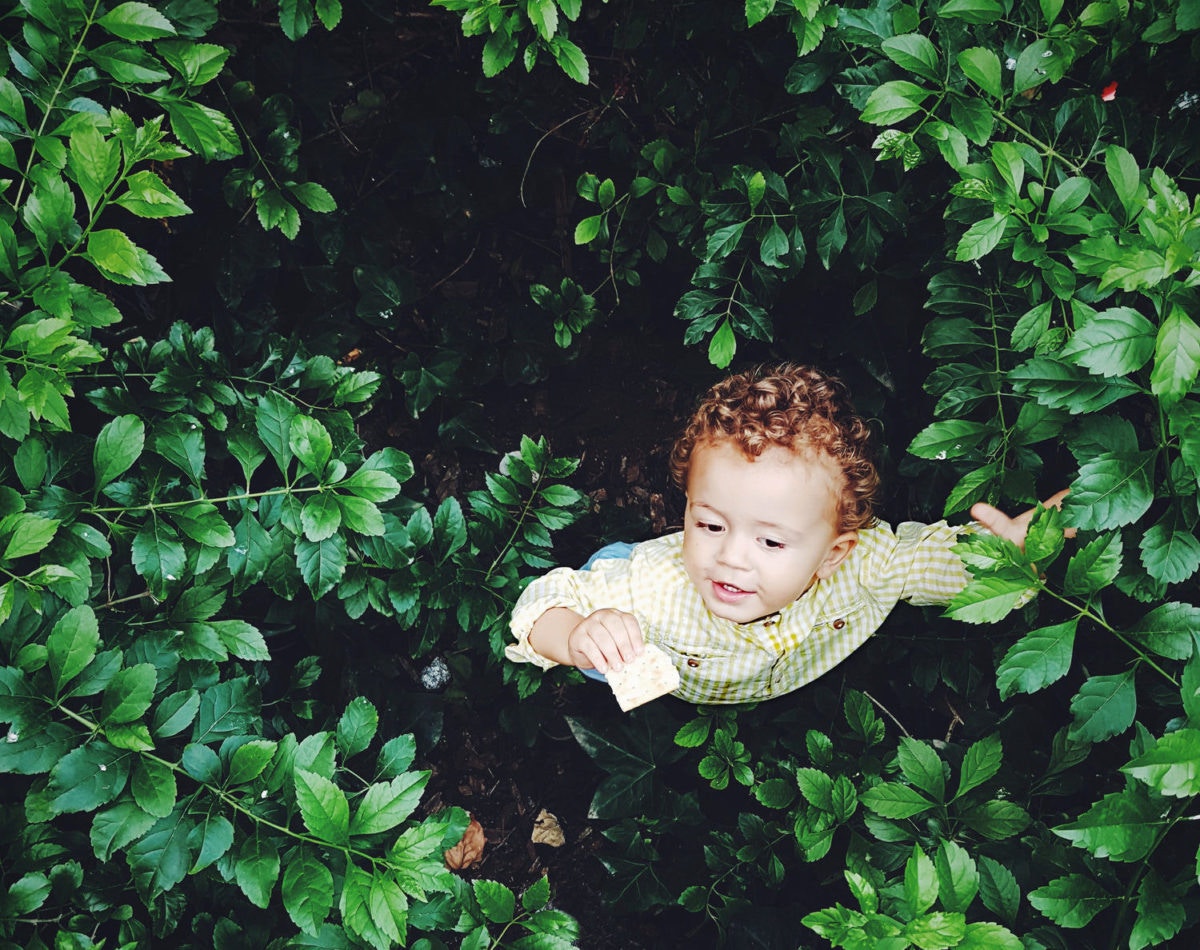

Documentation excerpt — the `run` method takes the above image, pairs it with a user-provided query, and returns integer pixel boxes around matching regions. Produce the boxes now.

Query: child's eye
[761,538,785,550]
[697,521,723,533]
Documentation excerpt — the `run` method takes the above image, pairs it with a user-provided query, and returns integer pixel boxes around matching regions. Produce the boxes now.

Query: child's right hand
[567,608,645,674]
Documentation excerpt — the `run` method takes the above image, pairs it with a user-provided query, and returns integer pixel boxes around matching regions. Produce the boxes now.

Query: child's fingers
[571,609,644,673]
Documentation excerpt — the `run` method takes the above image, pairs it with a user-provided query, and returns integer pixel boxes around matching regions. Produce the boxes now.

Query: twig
[861,690,911,738]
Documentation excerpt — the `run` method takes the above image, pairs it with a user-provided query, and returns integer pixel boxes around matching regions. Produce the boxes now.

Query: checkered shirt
[506,521,976,704]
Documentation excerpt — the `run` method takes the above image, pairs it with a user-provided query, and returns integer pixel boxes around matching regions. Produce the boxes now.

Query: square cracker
[607,644,681,711]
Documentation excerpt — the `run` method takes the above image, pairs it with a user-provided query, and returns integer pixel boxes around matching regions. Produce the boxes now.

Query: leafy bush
[438,0,1200,946]
[0,2,585,947]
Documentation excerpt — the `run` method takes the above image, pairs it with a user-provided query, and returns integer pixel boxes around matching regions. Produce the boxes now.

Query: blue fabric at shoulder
[581,541,638,570]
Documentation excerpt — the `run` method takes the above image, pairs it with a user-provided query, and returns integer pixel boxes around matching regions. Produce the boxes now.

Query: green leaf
[528,0,558,39]
[896,738,945,801]
[549,36,588,83]
[283,851,335,935]
[907,419,990,460]
[938,0,1003,23]
[959,800,1030,839]
[1128,602,1200,662]
[47,605,99,693]
[290,415,333,478]
[959,923,1022,949]
[955,734,1002,799]
[1130,871,1185,950]
[860,80,932,125]
[93,415,145,490]
[1123,728,1200,796]
[131,519,186,593]
[115,170,192,218]
[945,569,1034,624]
[189,813,234,873]
[125,806,194,898]
[338,697,379,758]
[522,874,551,912]
[295,534,348,599]
[98,2,177,40]
[90,801,157,861]
[1066,451,1156,530]
[228,739,278,785]
[87,229,167,285]
[995,619,1077,700]
[350,772,429,836]
[1053,788,1160,861]
[339,468,402,502]
[904,844,939,915]
[977,856,1019,924]
[235,834,280,909]
[1151,305,1200,406]
[1063,532,1122,595]
[377,736,417,778]
[745,0,777,28]
[101,663,156,725]
[1106,144,1141,219]
[2,513,60,560]
[1069,672,1136,743]
[151,689,199,738]
[132,756,177,818]
[165,502,233,549]
[301,493,343,542]
[474,879,516,924]
[256,391,297,474]
[48,741,129,814]
[295,768,350,843]
[211,620,270,661]
[957,47,1002,97]
[861,782,934,819]
[935,840,978,914]
[1029,874,1113,927]
[1060,307,1155,377]
[954,213,1007,262]
[1141,510,1200,584]
[708,321,736,369]
[574,214,603,244]
[881,34,940,81]
[289,182,337,213]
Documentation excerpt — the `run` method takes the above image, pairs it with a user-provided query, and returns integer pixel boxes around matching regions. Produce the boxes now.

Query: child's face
[681,440,858,624]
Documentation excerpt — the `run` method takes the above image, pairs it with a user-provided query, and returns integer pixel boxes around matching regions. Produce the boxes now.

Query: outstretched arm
[970,489,1072,549]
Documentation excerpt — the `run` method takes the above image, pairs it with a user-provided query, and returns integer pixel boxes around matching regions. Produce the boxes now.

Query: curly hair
[669,363,879,532]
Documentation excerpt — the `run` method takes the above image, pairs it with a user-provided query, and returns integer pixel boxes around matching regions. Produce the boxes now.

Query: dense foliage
[0,1,584,947]
[5,0,1200,948]
[433,0,1200,948]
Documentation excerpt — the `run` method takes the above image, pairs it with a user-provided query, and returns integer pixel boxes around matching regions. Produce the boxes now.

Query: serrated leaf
[473,879,516,923]
[861,782,934,819]
[996,619,1076,700]
[283,851,335,935]
[1028,874,1113,927]
[1061,307,1155,377]
[1053,788,1160,861]
[1066,451,1155,530]
[234,834,280,909]
[1122,728,1200,796]
[896,738,945,801]
[955,734,1002,799]
[1069,672,1136,743]
[101,663,156,725]
[47,605,99,693]
[350,772,429,836]
[93,415,144,490]
[337,697,378,758]
[294,768,350,843]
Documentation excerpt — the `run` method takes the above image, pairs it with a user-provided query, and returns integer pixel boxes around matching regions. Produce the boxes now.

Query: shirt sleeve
[874,520,973,607]
[504,559,639,669]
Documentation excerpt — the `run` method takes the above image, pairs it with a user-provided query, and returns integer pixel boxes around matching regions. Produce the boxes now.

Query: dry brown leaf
[531,808,565,847]
[444,815,486,869]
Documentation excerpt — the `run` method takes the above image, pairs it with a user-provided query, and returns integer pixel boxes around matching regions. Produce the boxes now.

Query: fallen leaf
[531,808,566,847]
[444,815,486,869]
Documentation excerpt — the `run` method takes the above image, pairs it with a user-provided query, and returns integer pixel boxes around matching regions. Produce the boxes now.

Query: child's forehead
[698,436,842,474]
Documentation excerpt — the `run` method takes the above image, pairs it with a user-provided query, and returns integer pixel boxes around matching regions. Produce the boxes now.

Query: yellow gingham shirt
[505,521,973,704]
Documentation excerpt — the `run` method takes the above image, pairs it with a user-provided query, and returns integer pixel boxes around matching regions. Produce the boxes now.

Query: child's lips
[711,580,754,604]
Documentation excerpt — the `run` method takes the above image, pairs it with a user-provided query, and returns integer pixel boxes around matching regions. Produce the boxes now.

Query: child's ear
[816,531,857,579]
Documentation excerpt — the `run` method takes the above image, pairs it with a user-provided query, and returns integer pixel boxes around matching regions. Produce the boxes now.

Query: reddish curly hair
[669,363,879,532]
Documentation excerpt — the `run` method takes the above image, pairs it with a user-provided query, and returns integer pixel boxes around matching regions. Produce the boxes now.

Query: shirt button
[687,658,701,668]
[832,618,846,630]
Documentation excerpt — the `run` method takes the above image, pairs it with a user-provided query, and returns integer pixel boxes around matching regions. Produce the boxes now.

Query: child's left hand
[970,489,1072,550]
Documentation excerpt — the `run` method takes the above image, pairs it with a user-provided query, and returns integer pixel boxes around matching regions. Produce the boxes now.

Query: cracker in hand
[607,644,680,711]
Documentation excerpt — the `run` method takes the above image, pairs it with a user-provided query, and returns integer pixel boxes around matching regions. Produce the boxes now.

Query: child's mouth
[711,580,753,604]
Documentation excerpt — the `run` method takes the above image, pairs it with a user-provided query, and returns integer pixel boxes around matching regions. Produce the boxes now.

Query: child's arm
[970,489,1071,549]
[528,607,645,674]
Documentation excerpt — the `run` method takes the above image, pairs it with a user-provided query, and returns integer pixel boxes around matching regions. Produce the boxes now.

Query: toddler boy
[505,363,1051,705]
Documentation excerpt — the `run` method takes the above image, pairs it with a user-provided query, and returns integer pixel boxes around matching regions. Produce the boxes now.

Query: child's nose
[717,534,751,568]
